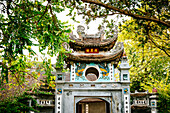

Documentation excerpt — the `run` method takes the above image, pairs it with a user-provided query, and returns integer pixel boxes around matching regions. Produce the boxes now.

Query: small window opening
[123,74,128,80]
[57,74,63,80]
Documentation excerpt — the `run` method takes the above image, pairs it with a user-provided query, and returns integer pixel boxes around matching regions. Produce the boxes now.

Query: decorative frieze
[131,90,158,113]
[37,99,53,106]
[69,62,119,82]
[123,88,130,113]
[56,95,62,113]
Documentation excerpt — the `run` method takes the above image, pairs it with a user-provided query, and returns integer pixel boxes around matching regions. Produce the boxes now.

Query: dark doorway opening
[76,98,110,113]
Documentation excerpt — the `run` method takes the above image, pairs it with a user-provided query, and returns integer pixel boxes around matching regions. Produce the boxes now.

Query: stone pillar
[150,88,158,113]
[70,62,75,82]
[55,67,63,113]
[123,87,131,113]
[56,88,63,113]
[119,52,131,113]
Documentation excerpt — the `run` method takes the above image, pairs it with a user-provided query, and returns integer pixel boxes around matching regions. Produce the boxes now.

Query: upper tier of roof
[65,42,124,67]
[62,25,124,66]
[69,25,118,51]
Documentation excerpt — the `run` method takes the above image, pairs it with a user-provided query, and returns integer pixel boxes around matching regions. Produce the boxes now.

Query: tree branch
[79,12,120,18]
[148,35,170,57]
[37,2,49,24]
[137,57,155,73]
[82,0,170,27]
[146,22,170,57]
[0,2,6,10]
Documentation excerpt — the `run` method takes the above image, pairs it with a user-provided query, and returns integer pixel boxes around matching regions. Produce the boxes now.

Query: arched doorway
[85,67,99,81]
[76,98,110,113]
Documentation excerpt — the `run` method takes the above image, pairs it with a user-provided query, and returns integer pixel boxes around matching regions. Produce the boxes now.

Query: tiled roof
[65,42,124,67]
[69,34,117,51]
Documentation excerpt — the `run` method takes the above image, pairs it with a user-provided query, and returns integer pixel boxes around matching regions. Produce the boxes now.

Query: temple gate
[55,25,131,113]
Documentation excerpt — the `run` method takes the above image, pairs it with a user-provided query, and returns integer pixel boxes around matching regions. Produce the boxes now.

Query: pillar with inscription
[119,53,131,113]
[150,88,158,113]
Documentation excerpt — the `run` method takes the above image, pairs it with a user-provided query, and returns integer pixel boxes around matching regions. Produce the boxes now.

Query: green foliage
[66,0,169,55]
[0,94,38,113]
[0,1,169,111]
[119,18,170,112]
[0,0,71,88]
[158,85,170,113]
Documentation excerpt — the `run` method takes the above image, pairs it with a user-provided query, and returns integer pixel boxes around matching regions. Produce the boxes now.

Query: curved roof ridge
[65,42,124,67]
[69,35,118,51]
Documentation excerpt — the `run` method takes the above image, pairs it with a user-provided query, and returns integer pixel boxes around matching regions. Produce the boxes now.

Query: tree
[68,0,169,56]
[119,18,170,112]
[0,94,38,113]
[1,0,169,87]
[0,0,169,111]
[0,2,72,112]
[0,0,71,87]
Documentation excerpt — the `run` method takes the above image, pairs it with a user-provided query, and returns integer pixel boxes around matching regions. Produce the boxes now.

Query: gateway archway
[76,98,110,113]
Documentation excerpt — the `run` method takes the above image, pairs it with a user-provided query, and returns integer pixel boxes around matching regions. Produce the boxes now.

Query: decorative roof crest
[76,25,105,40]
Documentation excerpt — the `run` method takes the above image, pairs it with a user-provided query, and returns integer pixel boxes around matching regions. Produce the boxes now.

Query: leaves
[119,18,170,112]
[0,94,38,113]
[67,0,169,55]
[0,0,71,87]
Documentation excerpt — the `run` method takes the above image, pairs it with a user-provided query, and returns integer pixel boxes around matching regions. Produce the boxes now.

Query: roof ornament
[98,26,105,40]
[98,26,105,35]
[69,32,77,40]
[62,42,71,51]
[122,51,127,59]
[123,51,126,56]
[76,25,106,40]
[122,51,128,63]
[115,42,123,51]
[152,87,157,93]
[77,25,85,40]
[77,25,85,36]
[113,26,118,38]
